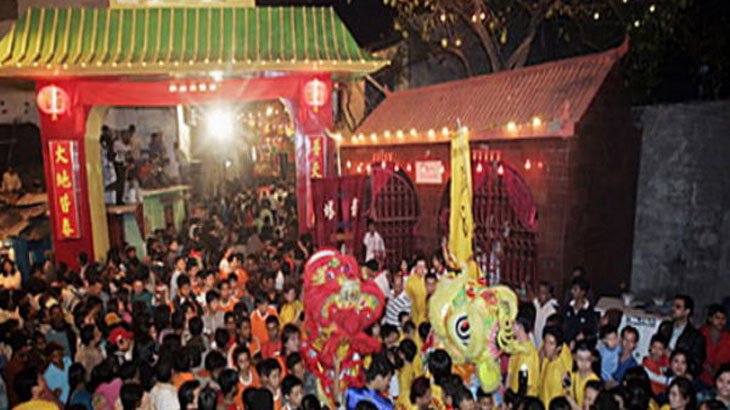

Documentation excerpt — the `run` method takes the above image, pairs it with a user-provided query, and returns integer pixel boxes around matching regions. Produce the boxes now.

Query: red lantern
[303,79,328,112]
[37,85,69,121]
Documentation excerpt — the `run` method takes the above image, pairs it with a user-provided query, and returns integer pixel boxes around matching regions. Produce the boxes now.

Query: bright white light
[206,108,235,141]
[209,70,224,82]
[225,159,233,168]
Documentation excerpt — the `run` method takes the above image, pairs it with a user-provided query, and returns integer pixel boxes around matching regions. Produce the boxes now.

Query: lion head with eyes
[300,249,385,404]
[428,273,518,392]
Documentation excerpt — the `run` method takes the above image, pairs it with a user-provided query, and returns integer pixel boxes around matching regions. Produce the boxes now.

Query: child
[596,325,620,383]
[476,388,494,410]
[643,334,669,396]
[567,341,600,409]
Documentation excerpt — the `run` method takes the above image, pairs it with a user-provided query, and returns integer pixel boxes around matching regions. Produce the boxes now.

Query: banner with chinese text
[311,175,368,262]
[48,140,81,240]
[307,135,325,179]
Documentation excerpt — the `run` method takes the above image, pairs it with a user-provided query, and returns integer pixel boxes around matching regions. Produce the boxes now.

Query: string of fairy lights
[392,0,661,50]
[342,152,548,176]
[338,115,550,146]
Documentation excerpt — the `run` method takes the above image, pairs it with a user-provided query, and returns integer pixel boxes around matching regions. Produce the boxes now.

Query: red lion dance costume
[300,249,385,406]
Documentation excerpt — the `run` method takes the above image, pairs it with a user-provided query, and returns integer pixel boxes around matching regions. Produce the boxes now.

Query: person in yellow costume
[396,339,421,409]
[279,285,303,327]
[506,303,540,396]
[567,341,600,409]
[406,257,429,326]
[538,326,573,407]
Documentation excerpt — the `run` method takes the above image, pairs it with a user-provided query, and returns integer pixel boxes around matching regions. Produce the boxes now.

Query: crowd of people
[0,182,729,410]
[101,124,190,205]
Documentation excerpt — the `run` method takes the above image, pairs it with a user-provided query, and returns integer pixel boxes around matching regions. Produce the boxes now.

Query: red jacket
[699,325,730,386]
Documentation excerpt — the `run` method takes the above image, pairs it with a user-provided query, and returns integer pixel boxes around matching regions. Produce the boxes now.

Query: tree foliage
[384,0,728,103]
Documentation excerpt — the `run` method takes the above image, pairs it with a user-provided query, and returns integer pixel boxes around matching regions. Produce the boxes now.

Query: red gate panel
[369,168,419,272]
[439,159,538,287]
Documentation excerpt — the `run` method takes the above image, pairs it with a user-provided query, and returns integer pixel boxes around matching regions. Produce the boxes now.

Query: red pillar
[37,80,94,269]
[295,74,334,233]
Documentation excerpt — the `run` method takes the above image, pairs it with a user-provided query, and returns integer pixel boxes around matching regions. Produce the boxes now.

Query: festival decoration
[48,140,81,239]
[37,85,69,121]
[300,249,385,405]
[428,273,519,392]
[308,135,325,179]
[303,78,328,112]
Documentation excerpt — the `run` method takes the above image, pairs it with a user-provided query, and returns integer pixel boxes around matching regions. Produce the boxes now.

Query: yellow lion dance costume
[428,273,519,392]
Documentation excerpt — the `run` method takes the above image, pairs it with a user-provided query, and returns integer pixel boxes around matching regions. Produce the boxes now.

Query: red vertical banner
[308,135,325,180]
[311,175,369,261]
[48,140,81,240]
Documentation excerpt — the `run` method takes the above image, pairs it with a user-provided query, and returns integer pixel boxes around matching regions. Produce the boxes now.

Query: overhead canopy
[0,6,387,78]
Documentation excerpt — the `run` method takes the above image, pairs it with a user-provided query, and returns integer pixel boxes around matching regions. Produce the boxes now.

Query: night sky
[258,0,397,49]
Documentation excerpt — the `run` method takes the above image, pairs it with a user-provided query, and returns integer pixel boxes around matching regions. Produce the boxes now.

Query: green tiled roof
[0,7,387,77]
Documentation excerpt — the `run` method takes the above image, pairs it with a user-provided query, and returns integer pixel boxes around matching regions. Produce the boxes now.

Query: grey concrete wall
[631,101,730,314]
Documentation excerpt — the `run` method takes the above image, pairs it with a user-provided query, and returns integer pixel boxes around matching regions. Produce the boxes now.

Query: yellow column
[84,106,111,262]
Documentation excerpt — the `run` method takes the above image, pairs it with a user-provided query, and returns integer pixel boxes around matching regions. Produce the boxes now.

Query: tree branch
[443,0,505,71]
[506,0,553,69]
[443,45,474,76]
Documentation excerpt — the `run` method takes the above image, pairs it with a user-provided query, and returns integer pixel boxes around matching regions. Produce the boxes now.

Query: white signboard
[415,160,444,185]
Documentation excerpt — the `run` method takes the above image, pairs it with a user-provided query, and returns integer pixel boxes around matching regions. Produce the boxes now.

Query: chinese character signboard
[415,160,445,184]
[308,135,325,179]
[49,140,81,240]
[311,175,369,260]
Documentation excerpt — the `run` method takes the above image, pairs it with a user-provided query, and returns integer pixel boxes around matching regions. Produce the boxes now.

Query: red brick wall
[341,67,639,297]
[341,138,571,290]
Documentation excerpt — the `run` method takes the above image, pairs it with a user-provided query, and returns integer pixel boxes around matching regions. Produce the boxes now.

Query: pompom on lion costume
[428,273,519,392]
[300,249,385,405]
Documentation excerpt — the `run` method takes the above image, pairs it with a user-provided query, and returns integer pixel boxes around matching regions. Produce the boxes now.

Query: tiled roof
[0,7,387,78]
[347,41,628,146]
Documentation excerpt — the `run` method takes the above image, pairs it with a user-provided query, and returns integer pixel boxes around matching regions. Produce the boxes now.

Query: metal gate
[439,158,538,287]
[369,167,420,271]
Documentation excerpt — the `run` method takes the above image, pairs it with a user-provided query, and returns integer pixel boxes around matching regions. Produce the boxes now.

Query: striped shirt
[383,291,412,327]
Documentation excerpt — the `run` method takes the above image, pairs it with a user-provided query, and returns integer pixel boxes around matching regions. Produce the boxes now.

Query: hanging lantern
[37,85,70,121]
[303,79,328,112]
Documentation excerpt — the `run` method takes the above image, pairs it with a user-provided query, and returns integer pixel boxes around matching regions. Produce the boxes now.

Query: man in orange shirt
[252,293,279,344]
[216,279,238,314]
[233,346,261,409]
[229,253,249,290]
[261,316,282,359]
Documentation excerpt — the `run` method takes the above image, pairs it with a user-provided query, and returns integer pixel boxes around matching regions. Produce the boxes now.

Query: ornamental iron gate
[438,155,538,287]
[368,167,420,272]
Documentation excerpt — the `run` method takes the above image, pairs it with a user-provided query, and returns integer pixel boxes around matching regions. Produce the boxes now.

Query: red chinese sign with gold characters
[48,140,81,240]
[308,135,325,179]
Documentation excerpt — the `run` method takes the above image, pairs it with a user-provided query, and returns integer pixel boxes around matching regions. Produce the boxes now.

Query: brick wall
[341,137,573,290]
[341,68,641,297]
